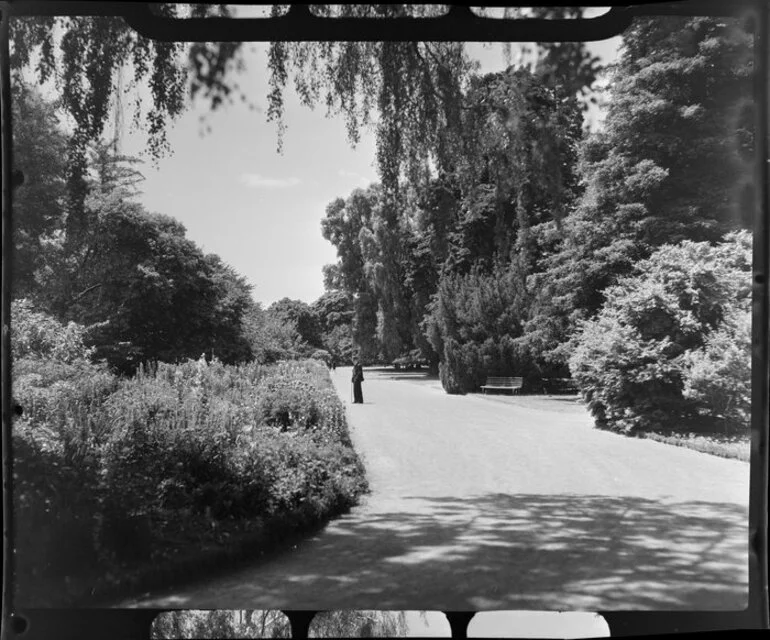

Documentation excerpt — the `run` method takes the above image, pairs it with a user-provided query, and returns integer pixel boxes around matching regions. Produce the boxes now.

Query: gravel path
[120,367,750,611]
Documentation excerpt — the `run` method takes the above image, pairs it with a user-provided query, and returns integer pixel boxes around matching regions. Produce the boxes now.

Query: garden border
[81,500,356,608]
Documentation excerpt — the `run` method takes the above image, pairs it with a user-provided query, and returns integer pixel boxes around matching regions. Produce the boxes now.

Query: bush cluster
[12,308,367,605]
[425,265,538,394]
[569,231,752,434]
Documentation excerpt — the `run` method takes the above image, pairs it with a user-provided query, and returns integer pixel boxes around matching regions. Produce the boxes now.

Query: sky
[118,36,621,308]
[122,41,380,307]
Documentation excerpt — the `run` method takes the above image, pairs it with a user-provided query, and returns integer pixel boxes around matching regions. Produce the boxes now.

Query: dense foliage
[153,610,292,639]
[10,80,369,603]
[12,6,609,378]
[11,7,604,364]
[523,15,754,369]
[322,66,583,372]
[151,609,413,639]
[48,193,254,371]
[312,290,356,364]
[12,85,328,373]
[268,298,323,350]
[11,77,365,598]
[309,611,409,638]
[11,84,69,298]
[12,309,367,605]
[425,266,530,394]
[422,67,583,386]
[569,231,752,433]
[319,14,754,437]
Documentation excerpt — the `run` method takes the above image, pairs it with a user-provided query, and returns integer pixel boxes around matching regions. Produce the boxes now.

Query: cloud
[338,169,373,187]
[240,173,301,189]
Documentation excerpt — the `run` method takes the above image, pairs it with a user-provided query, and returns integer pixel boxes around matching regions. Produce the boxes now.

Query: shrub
[310,349,332,365]
[426,265,535,394]
[13,418,104,581]
[569,231,752,433]
[264,385,311,429]
[568,307,690,432]
[11,298,95,363]
[257,375,324,429]
[682,307,752,429]
[242,305,306,364]
[12,351,367,605]
[255,361,349,437]
[322,323,355,365]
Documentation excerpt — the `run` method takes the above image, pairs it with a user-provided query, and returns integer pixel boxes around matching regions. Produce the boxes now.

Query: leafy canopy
[12,5,601,196]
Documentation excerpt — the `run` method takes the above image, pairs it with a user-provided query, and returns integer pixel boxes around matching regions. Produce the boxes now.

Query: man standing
[352,359,364,404]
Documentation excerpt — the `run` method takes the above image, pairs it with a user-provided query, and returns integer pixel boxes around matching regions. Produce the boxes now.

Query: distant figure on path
[330,356,336,371]
[352,360,364,404]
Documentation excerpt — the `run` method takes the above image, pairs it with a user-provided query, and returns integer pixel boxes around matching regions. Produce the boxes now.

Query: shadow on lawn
[134,493,748,612]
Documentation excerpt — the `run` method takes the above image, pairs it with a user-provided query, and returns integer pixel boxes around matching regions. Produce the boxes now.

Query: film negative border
[1,2,768,639]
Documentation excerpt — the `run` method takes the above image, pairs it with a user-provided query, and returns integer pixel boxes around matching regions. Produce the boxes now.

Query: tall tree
[27,141,255,371]
[322,65,582,376]
[204,254,255,363]
[419,67,582,391]
[45,195,231,371]
[517,7,605,112]
[88,138,146,200]
[312,290,354,334]
[447,66,582,274]
[242,303,305,364]
[11,84,68,299]
[268,298,322,349]
[321,186,383,361]
[12,8,465,207]
[10,6,240,248]
[521,15,754,371]
[312,290,356,363]
[13,9,602,357]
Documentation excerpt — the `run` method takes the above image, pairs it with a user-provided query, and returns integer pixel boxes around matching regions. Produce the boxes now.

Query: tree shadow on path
[133,493,748,612]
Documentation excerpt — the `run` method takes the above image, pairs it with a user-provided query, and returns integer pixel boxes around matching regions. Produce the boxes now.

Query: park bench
[392,353,429,370]
[480,376,523,395]
[541,377,580,394]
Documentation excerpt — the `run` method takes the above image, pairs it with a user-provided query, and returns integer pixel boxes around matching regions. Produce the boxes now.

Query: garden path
[120,366,750,611]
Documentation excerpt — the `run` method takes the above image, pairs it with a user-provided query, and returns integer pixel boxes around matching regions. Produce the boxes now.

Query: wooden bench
[393,358,427,371]
[480,376,523,395]
[541,377,579,394]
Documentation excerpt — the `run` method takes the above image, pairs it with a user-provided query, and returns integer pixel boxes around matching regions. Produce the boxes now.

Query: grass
[638,429,751,462]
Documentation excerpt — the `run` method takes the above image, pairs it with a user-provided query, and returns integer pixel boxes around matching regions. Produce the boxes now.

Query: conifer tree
[522,15,754,371]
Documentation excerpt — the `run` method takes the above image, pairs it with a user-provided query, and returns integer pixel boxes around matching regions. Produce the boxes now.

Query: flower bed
[12,355,368,606]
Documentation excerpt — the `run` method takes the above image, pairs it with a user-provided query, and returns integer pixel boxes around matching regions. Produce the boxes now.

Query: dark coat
[352,363,364,403]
